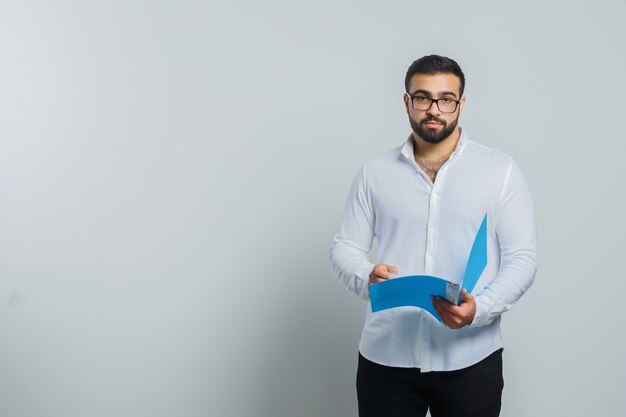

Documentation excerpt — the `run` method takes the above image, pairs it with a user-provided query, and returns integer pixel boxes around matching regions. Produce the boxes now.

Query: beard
[409,114,459,144]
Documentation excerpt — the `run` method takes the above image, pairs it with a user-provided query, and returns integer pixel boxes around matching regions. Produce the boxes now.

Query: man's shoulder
[464,140,515,169]
[361,144,405,172]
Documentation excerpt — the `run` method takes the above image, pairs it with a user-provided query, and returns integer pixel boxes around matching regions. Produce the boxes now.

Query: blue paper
[459,213,488,300]
[370,275,448,321]
[370,214,488,321]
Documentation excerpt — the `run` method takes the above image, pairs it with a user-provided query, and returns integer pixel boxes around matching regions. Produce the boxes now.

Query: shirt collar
[401,128,469,161]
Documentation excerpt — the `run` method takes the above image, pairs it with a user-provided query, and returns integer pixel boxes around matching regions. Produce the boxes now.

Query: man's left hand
[431,289,476,329]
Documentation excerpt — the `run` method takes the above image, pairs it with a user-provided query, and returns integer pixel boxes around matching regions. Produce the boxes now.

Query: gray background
[1,0,625,416]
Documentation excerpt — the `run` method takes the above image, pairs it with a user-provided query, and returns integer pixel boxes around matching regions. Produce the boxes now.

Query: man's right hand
[368,264,399,287]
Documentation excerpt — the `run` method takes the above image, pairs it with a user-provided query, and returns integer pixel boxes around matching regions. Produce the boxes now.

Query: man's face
[404,73,466,144]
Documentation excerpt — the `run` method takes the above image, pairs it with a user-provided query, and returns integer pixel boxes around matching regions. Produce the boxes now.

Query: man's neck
[411,127,462,183]
[412,127,462,161]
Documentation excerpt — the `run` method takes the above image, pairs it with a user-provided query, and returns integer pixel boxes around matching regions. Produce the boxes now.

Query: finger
[370,267,387,280]
[431,297,455,328]
[461,289,475,304]
[372,265,385,278]
[431,296,454,317]
[434,296,461,315]
[380,264,397,278]
[373,264,397,278]
[370,273,389,282]
[368,272,389,286]
[431,296,444,317]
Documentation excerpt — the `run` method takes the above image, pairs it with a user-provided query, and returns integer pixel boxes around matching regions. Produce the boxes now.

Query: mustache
[421,116,446,125]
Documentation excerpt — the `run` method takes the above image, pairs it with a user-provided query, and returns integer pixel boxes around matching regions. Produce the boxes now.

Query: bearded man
[330,54,537,417]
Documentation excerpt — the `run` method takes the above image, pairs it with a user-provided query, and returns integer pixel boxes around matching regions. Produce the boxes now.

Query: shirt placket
[418,157,453,370]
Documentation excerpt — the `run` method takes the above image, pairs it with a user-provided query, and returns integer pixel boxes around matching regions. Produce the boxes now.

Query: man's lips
[423,121,443,128]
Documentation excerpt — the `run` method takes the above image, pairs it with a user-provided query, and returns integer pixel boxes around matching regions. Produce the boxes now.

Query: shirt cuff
[358,264,374,300]
[468,295,490,328]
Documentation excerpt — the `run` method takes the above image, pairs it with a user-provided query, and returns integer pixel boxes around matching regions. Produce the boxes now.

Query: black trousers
[357,349,504,417]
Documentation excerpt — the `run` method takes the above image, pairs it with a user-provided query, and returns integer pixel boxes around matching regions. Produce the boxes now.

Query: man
[329,55,537,417]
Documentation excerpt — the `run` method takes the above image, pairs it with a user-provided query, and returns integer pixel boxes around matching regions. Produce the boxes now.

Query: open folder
[369,214,488,322]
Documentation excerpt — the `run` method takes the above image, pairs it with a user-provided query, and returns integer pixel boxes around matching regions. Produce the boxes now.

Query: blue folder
[369,214,488,321]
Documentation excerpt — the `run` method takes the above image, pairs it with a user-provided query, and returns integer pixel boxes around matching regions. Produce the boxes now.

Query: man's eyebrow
[409,89,459,99]
[438,91,459,99]
[409,89,432,97]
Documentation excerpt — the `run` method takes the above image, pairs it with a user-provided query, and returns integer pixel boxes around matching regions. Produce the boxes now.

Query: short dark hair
[404,55,465,96]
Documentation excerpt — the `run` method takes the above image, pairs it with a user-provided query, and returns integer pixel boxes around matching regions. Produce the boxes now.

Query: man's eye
[414,96,429,102]
[441,98,453,103]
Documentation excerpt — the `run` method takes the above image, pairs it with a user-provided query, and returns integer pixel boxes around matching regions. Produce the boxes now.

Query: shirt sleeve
[329,165,376,300]
[470,159,538,327]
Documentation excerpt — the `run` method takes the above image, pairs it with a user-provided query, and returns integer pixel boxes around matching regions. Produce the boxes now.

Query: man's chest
[367,163,503,234]
[415,155,448,183]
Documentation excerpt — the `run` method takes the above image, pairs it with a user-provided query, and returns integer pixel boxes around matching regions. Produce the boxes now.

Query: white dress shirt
[330,129,537,371]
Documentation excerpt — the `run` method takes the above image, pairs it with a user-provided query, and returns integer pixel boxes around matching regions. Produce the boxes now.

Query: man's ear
[403,94,410,113]
[458,95,467,115]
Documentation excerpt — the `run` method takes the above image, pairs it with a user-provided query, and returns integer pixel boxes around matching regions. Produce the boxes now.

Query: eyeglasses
[406,94,460,113]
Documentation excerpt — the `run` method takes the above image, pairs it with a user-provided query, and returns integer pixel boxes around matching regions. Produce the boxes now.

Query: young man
[329,55,537,417]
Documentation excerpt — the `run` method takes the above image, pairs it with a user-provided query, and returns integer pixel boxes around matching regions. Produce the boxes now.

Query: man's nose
[427,100,441,116]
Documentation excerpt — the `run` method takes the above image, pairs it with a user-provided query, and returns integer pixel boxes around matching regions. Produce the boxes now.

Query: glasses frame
[406,93,461,113]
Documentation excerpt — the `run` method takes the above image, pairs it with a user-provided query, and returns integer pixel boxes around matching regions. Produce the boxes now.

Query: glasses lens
[411,96,432,110]
[437,99,457,113]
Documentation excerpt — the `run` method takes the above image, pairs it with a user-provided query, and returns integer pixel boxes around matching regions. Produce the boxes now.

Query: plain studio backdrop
[1,1,625,416]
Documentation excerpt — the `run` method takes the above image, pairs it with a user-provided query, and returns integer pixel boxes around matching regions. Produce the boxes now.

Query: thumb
[385,265,399,278]
[461,289,474,303]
